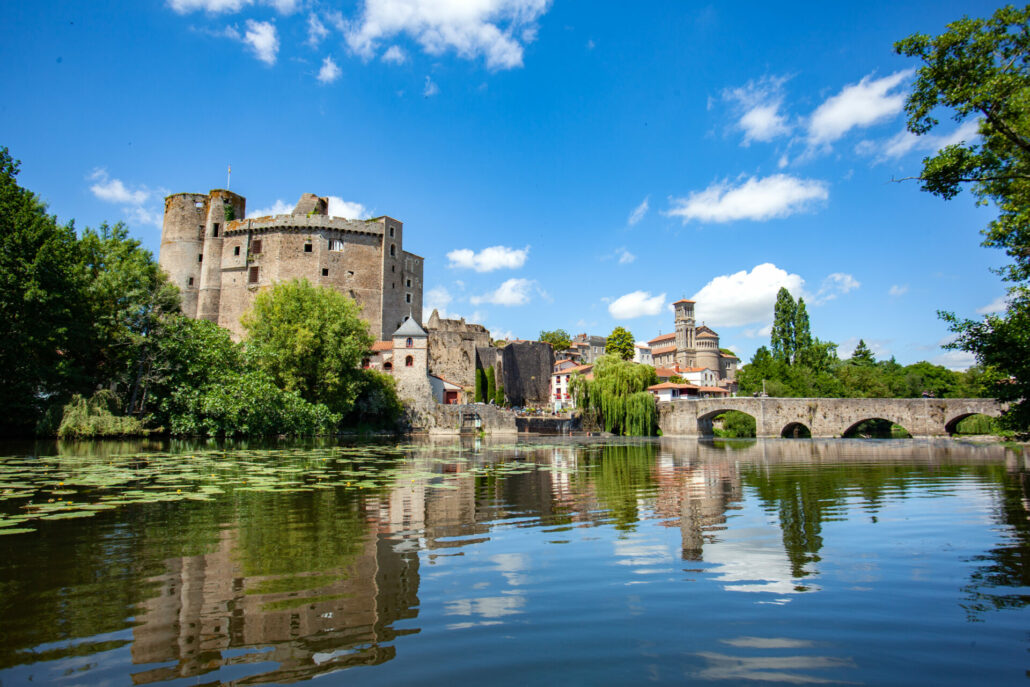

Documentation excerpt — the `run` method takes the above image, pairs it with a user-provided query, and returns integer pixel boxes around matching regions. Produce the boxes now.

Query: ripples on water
[0,437,1028,685]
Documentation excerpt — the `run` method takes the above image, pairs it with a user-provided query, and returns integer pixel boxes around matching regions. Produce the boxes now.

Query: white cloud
[812,272,859,304]
[382,45,407,63]
[691,263,804,328]
[471,278,535,306]
[306,14,329,46]
[317,55,341,83]
[608,291,666,319]
[490,328,515,341]
[423,75,439,96]
[667,174,828,224]
[628,196,649,225]
[808,70,912,145]
[839,337,890,359]
[89,169,149,205]
[977,295,1008,315]
[722,76,792,144]
[327,196,371,219]
[616,247,635,264]
[447,245,528,272]
[425,285,452,311]
[168,0,297,13]
[933,349,976,371]
[343,0,552,70]
[871,119,981,161]
[888,284,908,297]
[246,199,293,217]
[88,169,163,228]
[242,19,278,64]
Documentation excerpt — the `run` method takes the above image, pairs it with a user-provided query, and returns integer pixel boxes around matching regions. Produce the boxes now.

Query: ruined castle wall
[428,320,491,388]
[501,342,554,407]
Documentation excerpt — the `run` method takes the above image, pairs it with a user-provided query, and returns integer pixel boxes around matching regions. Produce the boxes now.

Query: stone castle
[159,189,423,340]
[648,299,738,384]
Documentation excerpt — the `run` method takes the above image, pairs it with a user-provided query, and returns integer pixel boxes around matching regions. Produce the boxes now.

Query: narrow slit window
[187,277,194,287]
[406,279,411,287]
[212,223,220,237]
[234,246,241,256]
[198,254,203,263]
[390,244,396,257]
[405,293,412,304]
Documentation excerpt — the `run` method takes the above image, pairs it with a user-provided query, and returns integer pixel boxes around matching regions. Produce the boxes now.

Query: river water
[0,437,1027,685]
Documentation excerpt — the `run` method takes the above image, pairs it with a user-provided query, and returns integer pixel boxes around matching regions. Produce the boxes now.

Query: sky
[0,0,1009,369]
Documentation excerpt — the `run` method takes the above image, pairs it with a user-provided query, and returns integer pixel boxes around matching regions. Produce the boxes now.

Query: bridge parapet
[657,397,1006,438]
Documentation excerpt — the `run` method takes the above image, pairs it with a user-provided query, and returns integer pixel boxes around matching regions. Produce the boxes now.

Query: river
[0,436,1027,685]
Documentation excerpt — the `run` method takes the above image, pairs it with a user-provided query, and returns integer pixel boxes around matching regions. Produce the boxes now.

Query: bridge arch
[697,408,757,438]
[944,412,996,435]
[842,417,911,439]
[781,422,811,438]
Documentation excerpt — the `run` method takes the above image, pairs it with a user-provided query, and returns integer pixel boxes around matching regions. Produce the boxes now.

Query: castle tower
[160,193,209,318]
[673,299,696,368]
[695,325,721,373]
[197,190,246,323]
[391,316,433,403]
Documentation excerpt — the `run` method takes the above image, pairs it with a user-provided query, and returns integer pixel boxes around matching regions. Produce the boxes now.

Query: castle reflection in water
[125,438,1026,684]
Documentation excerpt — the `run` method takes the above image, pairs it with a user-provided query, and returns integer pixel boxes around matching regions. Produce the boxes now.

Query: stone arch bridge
[657,397,1006,438]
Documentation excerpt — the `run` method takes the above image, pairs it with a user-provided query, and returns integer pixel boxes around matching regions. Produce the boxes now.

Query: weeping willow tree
[570,355,659,435]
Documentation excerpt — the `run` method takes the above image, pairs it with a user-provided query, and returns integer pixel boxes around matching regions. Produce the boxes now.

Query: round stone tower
[196,189,246,323]
[160,193,209,318]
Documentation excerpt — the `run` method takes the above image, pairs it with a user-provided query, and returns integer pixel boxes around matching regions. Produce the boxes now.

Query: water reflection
[0,437,1028,685]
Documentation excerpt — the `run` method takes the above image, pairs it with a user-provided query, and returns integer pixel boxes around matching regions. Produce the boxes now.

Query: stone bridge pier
[657,397,1006,438]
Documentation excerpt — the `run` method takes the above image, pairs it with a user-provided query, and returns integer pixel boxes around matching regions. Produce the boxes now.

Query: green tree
[475,367,485,402]
[485,365,497,402]
[0,147,91,435]
[794,298,812,352]
[242,279,374,415]
[495,382,505,406]
[570,356,658,435]
[771,287,797,363]
[848,339,876,366]
[895,6,1030,426]
[539,328,572,353]
[605,326,635,360]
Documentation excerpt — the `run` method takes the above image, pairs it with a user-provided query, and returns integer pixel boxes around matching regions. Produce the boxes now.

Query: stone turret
[392,316,433,402]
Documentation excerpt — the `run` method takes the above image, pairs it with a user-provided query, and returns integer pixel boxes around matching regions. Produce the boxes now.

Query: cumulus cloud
[447,245,528,272]
[808,70,912,145]
[608,291,666,319]
[628,196,649,225]
[242,19,278,64]
[88,169,163,228]
[666,174,828,224]
[888,284,908,297]
[977,295,1008,315]
[327,196,371,219]
[343,0,552,70]
[722,76,792,144]
[382,45,407,63]
[812,272,859,304]
[691,263,804,328]
[317,55,341,83]
[247,199,293,217]
[933,349,976,371]
[471,278,536,306]
[307,13,329,46]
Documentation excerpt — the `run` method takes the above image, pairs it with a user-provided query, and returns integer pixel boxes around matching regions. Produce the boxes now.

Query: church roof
[393,317,427,338]
[648,333,676,345]
[672,299,695,304]
[651,345,677,355]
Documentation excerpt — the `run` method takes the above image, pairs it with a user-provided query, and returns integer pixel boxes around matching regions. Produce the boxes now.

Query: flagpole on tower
[227,164,231,190]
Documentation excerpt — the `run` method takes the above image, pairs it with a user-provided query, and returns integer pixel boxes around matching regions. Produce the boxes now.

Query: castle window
[249,266,259,283]
[405,293,412,304]
[187,277,194,287]
[390,244,396,257]
[384,362,392,371]
[389,226,395,237]
[329,239,344,251]
[405,355,414,367]
[406,279,411,287]
[406,337,413,348]
[252,239,262,254]
[304,243,312,252]
[213,223,220,237]
[391,265,395,272]
[234,246,241,256]
[322,268,329,277]
[195,201,203,209]
[198,254,203,262]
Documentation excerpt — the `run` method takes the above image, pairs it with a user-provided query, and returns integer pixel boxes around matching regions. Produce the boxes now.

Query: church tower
[673,299,696,368]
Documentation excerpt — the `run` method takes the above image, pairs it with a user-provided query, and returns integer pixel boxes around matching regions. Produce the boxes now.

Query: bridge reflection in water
[657,397,1005,438]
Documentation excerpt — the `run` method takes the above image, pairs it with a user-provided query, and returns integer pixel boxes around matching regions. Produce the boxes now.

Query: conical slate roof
[393,316,427,338]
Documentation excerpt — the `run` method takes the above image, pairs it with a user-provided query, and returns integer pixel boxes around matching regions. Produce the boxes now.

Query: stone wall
[426,310,491,388]
[501,341,554,407]
[405,403,518,435]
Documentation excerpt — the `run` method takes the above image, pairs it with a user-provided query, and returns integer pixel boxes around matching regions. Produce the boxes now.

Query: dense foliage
[895,6,1030,429]
[539,328,572,353]
[570,355,658,435]
[605,326,635,361]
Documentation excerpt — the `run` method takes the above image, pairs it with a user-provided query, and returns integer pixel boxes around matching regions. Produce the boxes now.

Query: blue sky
[1,0,1007,368]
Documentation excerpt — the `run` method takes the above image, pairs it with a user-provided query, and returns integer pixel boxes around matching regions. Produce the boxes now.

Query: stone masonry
[425,309,491,388]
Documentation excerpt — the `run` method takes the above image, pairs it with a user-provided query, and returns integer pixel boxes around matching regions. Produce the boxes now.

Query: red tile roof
[654,367,679,378]
[672,299,695,304]
[552,363,593,376]
[371,340,393,352]
[648,382,699,390]
[651,345,677,355]
[697,386,729,394]
[648,333,676,344]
